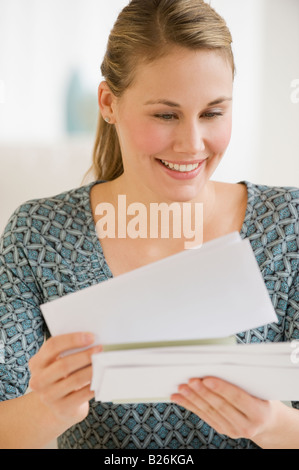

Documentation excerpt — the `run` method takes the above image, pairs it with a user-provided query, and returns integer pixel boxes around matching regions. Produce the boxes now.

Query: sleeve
[0,208,45,401]
[284,269,299,410]
[283,191,299,409]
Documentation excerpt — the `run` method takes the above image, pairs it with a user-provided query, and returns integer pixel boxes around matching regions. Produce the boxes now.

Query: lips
[159,158,207,173]
[160,160,199,172]
[156,157,207,181]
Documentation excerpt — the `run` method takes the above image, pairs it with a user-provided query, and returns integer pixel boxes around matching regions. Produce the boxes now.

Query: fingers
[198,377,271,433]
[171,377,271,439]
[29,344,102,391]
[171,380,242,436]
[29,332,95,369]
[198,377,267,417]
[28,333,103,426]
[54,384,96,416]
[37,365,94,404]
[171,391,233,436]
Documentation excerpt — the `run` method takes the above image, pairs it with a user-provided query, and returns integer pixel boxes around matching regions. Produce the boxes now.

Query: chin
[162,186,202,203]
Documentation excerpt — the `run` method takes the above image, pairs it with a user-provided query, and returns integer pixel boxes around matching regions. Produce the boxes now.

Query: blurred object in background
[65,68,98,135]
[0,138,94,235]
[0,0,128,143]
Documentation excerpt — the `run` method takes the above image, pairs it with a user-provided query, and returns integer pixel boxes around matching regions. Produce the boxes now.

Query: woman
[0,0,298,449]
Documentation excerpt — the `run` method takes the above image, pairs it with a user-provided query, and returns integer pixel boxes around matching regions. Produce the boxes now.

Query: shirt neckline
[84,179,253,279]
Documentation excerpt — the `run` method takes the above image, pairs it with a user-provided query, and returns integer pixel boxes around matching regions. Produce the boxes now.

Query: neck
[105,174,217,249]
[109,173,216,211]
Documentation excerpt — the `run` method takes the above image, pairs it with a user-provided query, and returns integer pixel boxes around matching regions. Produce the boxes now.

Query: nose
[173,120,206,156]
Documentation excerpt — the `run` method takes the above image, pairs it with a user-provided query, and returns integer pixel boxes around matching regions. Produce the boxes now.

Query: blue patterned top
[0,180,298,449]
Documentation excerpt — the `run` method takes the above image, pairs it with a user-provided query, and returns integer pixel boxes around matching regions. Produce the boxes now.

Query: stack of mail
[91,341,299,403]
[41,231,299,403]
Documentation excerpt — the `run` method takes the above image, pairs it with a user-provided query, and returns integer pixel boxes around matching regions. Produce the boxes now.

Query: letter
[150,202,181,239]
[104,457,111,464]
[183,202,203,249]
[132,457,139,468]
[95,203,115,238]
[290,79,299,104]
[127,202,147,239]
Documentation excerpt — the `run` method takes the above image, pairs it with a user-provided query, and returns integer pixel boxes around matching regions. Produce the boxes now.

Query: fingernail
[189,378,201,391]
[179,385,190,396]
[203,379,216,389]
[171,394,182,405]
[82,333,94,345]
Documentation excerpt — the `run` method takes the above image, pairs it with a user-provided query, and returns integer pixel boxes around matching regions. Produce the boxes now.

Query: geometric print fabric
[0,180,298,449]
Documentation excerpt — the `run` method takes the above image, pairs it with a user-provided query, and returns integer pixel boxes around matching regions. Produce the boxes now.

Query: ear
[98,81,117,123]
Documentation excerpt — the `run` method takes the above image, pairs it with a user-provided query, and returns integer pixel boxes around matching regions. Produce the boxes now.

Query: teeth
[161,160,200,172]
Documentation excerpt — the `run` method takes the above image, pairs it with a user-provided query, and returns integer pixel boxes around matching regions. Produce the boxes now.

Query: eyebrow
[144,97,232,107]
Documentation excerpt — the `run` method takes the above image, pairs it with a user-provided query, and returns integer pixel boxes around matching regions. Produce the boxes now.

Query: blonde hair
[85,0,235,183]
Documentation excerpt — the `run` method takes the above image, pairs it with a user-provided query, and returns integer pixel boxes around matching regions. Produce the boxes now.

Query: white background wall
[210,0,299,187]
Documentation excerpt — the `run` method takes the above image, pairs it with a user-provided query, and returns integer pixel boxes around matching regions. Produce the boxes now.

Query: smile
[160,159,200,172]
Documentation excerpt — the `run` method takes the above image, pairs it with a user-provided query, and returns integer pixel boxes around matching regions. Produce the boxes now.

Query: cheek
[125,118,171,156]
[209,119,232,153]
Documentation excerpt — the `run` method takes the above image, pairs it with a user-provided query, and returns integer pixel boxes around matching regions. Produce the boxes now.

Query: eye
[154,113,178,121]
[201,111,223,119]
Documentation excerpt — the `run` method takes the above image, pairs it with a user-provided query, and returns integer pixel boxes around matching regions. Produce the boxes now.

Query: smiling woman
[0,0,298,451]
[88,0,235,184]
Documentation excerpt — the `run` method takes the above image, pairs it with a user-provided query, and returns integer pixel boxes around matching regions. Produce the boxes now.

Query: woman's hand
[171,377,281,445]
[29,333,102,429]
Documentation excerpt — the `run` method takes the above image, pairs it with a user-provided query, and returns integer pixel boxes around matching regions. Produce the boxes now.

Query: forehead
[123,47,233,104]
